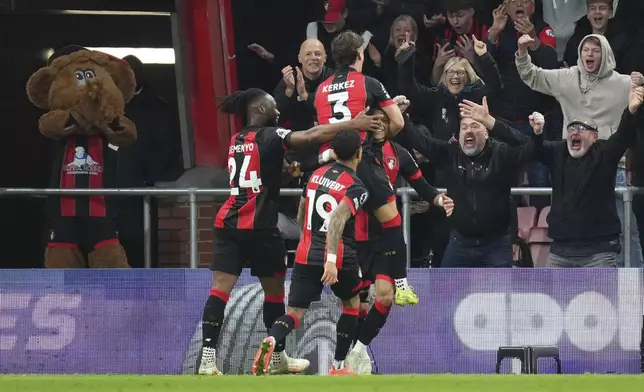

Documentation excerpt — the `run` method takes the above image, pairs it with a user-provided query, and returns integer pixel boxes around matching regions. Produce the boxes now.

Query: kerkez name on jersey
[320,80,355,94]
[310,174,346,192]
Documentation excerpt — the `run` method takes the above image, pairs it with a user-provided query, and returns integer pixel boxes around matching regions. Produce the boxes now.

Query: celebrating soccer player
[252,130,369,376]
[314,30,419,306]
[198,88,383,376]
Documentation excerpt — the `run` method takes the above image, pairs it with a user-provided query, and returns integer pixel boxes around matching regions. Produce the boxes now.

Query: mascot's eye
[75,71,84,81]
[84,70,96,79]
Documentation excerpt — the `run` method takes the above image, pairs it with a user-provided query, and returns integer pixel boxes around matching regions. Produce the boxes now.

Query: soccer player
[252,130,369,376]
[319,108,455,374]
[314,30,419,306]
[198,88,383,376]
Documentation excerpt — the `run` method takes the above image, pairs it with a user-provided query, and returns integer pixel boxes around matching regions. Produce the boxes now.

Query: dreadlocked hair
[217,88,268,117]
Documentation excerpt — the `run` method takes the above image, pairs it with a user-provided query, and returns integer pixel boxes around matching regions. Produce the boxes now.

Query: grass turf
[1,375,644,392]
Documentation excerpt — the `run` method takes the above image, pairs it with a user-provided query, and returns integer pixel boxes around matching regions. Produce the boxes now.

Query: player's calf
[331,297,360,375]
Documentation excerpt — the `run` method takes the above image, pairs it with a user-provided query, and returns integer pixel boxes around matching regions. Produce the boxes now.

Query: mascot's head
[26,45,136,113]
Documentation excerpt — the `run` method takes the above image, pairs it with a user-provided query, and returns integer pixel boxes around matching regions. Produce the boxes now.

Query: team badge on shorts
[49,229,55,241]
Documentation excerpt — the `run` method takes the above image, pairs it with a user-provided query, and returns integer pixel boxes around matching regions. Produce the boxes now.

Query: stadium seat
[530,345,562,374]
[528,226,552,268]
[495,346,532,374]
[517,206,537,239]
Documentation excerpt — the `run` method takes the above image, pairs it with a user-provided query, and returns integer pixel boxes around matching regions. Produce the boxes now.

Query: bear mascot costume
[26,45,137,268]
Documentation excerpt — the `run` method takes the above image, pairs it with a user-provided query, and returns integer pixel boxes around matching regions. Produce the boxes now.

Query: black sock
[263,295,286,352]
[202,289,229,349]
[381,220,406,280]
[353,307,368,346]
[268,313,299,345]
[336,308,359,361]
[358,300,391,346]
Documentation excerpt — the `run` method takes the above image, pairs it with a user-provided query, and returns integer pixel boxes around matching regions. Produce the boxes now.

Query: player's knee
[211,271,237,295]
[258,276,285,297]
[285,306,306,321]
[375,292,393,308]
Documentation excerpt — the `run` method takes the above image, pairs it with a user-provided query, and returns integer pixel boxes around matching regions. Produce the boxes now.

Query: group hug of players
[197,30,456,376]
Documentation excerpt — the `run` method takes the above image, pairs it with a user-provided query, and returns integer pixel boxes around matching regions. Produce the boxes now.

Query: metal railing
[0,187,639,268]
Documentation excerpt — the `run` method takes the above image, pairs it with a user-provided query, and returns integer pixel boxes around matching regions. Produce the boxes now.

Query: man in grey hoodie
[514,32,644,267]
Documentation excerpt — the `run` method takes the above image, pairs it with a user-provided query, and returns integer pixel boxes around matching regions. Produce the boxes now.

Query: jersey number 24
[228,155,262,196]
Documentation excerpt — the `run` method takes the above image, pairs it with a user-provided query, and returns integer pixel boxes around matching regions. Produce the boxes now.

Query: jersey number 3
[328,91,352,124]
[228,155,262,196]
[306,189,338,232]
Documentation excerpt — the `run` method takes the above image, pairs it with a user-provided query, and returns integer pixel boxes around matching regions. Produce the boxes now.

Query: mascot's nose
[84,77,105,101]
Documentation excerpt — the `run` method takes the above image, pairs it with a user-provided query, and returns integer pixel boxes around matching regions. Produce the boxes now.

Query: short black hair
[445,0,474,13]
[332,130,361,161]
[331,31,363,68]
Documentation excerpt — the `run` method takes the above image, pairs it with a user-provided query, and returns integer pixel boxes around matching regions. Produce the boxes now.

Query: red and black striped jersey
[314,69,395,154]
[214,126,293,230]
[295,162,368,269]
[355,140,422,242]
[48,135,118,218]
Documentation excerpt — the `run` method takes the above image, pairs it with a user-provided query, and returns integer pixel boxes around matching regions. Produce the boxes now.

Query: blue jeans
[513,122,550,210]
[442,233,513,268]
[615,168,643,267]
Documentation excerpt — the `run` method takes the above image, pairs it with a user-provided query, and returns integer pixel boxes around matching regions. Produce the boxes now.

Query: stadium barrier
[0,186,640,268]
[0,268,641,375]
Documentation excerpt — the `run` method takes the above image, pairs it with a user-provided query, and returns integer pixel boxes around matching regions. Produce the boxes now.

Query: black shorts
[287,262,362,309]
[357,151,396,213]
[356,241,387,292]
[211,228,287,277]
[48,217,119,250]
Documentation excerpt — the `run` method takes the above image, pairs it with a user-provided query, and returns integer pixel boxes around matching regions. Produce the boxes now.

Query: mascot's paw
[44,246,87,269]
[88,241,131,268]
[102,115,137,147]
[39,109,75,140]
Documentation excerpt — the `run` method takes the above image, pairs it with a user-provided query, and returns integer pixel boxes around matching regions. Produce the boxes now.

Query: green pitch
[1,375,644,392]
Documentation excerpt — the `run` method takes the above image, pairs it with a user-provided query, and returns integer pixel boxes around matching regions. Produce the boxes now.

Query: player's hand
[321,261,338,286]
[529,112,545,135]
[393,95,410,113]
[284,161,302,177]
[395,32,415,59]
[517,34,535,57]
[473,35,487,57]
[352,107,385,131]
[248,43,275,62]
[628,84,644,114]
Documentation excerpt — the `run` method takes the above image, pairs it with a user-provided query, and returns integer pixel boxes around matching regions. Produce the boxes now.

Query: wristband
[437,195,444,207]
[320,149,333,163]
[326,253,337,264]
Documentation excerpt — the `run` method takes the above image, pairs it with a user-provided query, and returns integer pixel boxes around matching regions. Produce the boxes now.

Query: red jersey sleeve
[364,76,395,108]
[539,26,556,49]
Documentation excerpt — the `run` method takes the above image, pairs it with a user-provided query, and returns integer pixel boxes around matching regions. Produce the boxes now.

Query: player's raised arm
[287,108,384,149]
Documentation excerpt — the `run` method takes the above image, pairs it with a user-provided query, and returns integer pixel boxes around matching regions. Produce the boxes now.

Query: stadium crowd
[245,0,644,269]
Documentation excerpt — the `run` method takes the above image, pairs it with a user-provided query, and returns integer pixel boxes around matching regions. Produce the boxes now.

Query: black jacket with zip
[397,115,538,242]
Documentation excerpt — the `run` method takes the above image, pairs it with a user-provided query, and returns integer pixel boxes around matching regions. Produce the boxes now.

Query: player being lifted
[314,30,419,306]
[253,130,369,376]
[198,88,383,376]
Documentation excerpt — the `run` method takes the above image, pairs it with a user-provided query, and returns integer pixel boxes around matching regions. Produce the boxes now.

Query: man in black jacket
[397,96,543,267]
[539,84,644,268]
